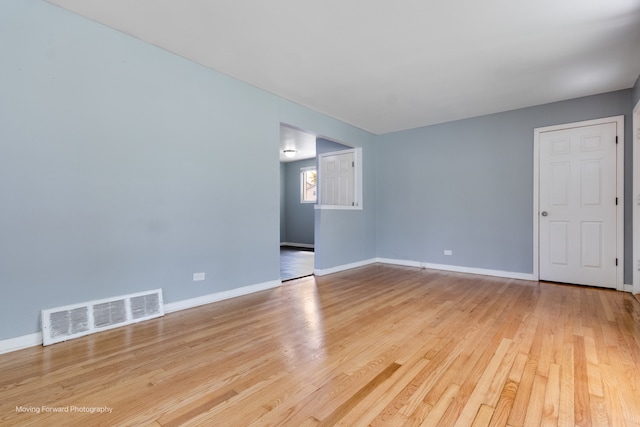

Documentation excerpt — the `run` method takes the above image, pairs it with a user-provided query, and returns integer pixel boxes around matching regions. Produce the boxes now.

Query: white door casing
[633,101,640,295]
[533,116,624,290]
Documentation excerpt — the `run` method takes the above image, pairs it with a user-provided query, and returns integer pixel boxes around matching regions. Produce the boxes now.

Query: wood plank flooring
[1,264,640,426]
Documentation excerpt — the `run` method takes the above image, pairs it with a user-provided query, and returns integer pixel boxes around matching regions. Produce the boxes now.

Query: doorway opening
[279,124,353,281]
[279,124,316,281]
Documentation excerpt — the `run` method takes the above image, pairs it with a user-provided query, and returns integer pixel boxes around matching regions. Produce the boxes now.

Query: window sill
[314,205,363,210]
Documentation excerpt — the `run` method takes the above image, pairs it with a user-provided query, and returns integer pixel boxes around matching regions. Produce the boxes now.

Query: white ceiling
[47,0,640,135]
[279,125,316,162]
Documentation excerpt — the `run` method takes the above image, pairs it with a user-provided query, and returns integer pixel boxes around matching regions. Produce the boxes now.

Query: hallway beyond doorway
[280,246,314,281]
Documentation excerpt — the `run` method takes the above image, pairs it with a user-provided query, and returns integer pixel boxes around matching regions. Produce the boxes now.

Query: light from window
[301,167,317,203]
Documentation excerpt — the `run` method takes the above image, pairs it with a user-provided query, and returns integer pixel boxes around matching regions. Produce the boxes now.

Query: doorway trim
[633,101,640,295]
[533,115,624,290]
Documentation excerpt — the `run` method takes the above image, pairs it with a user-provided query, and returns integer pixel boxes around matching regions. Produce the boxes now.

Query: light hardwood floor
[1,264,640,426]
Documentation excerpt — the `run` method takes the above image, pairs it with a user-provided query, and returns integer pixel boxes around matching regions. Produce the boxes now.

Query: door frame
[633,101,640,295]
[533,115,624,290]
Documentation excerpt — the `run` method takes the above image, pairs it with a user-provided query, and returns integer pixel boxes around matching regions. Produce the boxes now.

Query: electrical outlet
[444,250,453,256]
[193,272,205,281]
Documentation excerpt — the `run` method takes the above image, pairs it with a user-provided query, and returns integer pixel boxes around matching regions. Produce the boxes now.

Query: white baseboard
[0,332,43,355]
[376,258,422,269]
[314,259,378,276]
[376,258,536,281]
[313,257,535,281]
[0,268,626,355]
[0,280,282,355]
[164,280,282,313]
[280,242,315,249]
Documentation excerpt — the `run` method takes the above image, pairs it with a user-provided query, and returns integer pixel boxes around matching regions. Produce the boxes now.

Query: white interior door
[538,122,618,288]
[320,151,354,206]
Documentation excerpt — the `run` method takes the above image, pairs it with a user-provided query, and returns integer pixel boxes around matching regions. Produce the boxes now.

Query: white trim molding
[314,257,535,281]
[0,280,282,355]
[377,258,536,281]
[0,332,43,355]
[633,100,640,295]
[164,280,282,313]
[315,205,363,210]
[314,259,377,276]
[533,115,625,291]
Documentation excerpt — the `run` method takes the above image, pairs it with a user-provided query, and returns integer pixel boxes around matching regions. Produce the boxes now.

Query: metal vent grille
[50,307,89,338]
[94,300,127,328]
[130,293,160,319]
[41,289,163,346]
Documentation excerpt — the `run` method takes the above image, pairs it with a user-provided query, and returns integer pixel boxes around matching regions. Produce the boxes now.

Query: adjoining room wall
[376,90,633,280]
[283,158,316,246]
[280,162,287,243]
[317,138,352,155]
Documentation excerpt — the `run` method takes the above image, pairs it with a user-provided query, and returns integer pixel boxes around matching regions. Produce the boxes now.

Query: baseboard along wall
[316,257,536,281]
[1,258,632,355]
[0,279,282,355]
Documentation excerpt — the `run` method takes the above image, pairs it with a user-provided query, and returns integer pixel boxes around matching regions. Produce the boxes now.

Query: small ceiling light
[283,149,297,158]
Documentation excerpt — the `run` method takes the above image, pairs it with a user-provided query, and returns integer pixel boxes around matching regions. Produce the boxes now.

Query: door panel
[539,122,617,288]
[581,160,602,206]
[548,221,569,266]
[581,221,603,268]
[550,162,570,206]
[320,152,354,206]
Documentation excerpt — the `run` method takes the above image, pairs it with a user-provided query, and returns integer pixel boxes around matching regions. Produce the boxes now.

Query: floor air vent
[41,289,164,346]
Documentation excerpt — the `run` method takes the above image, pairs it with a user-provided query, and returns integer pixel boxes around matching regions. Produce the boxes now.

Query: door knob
[541,211,548,216]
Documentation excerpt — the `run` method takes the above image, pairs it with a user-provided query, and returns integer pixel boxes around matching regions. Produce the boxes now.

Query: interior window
[301,166,317,203]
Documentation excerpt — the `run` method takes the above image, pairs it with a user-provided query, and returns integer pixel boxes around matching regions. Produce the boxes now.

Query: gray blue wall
[317,138,352,155]
[314,138,377,270]
[0,0,375,341]
[282,158,316,245]
[280,163,287,242]
[376,90,633,280]
[1,0,636,343]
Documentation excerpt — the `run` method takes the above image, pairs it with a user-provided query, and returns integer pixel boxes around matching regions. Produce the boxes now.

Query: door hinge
[616,197,618,205]
[616,136,618,144]
[352,161,355,167]
[616,258,618,266]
